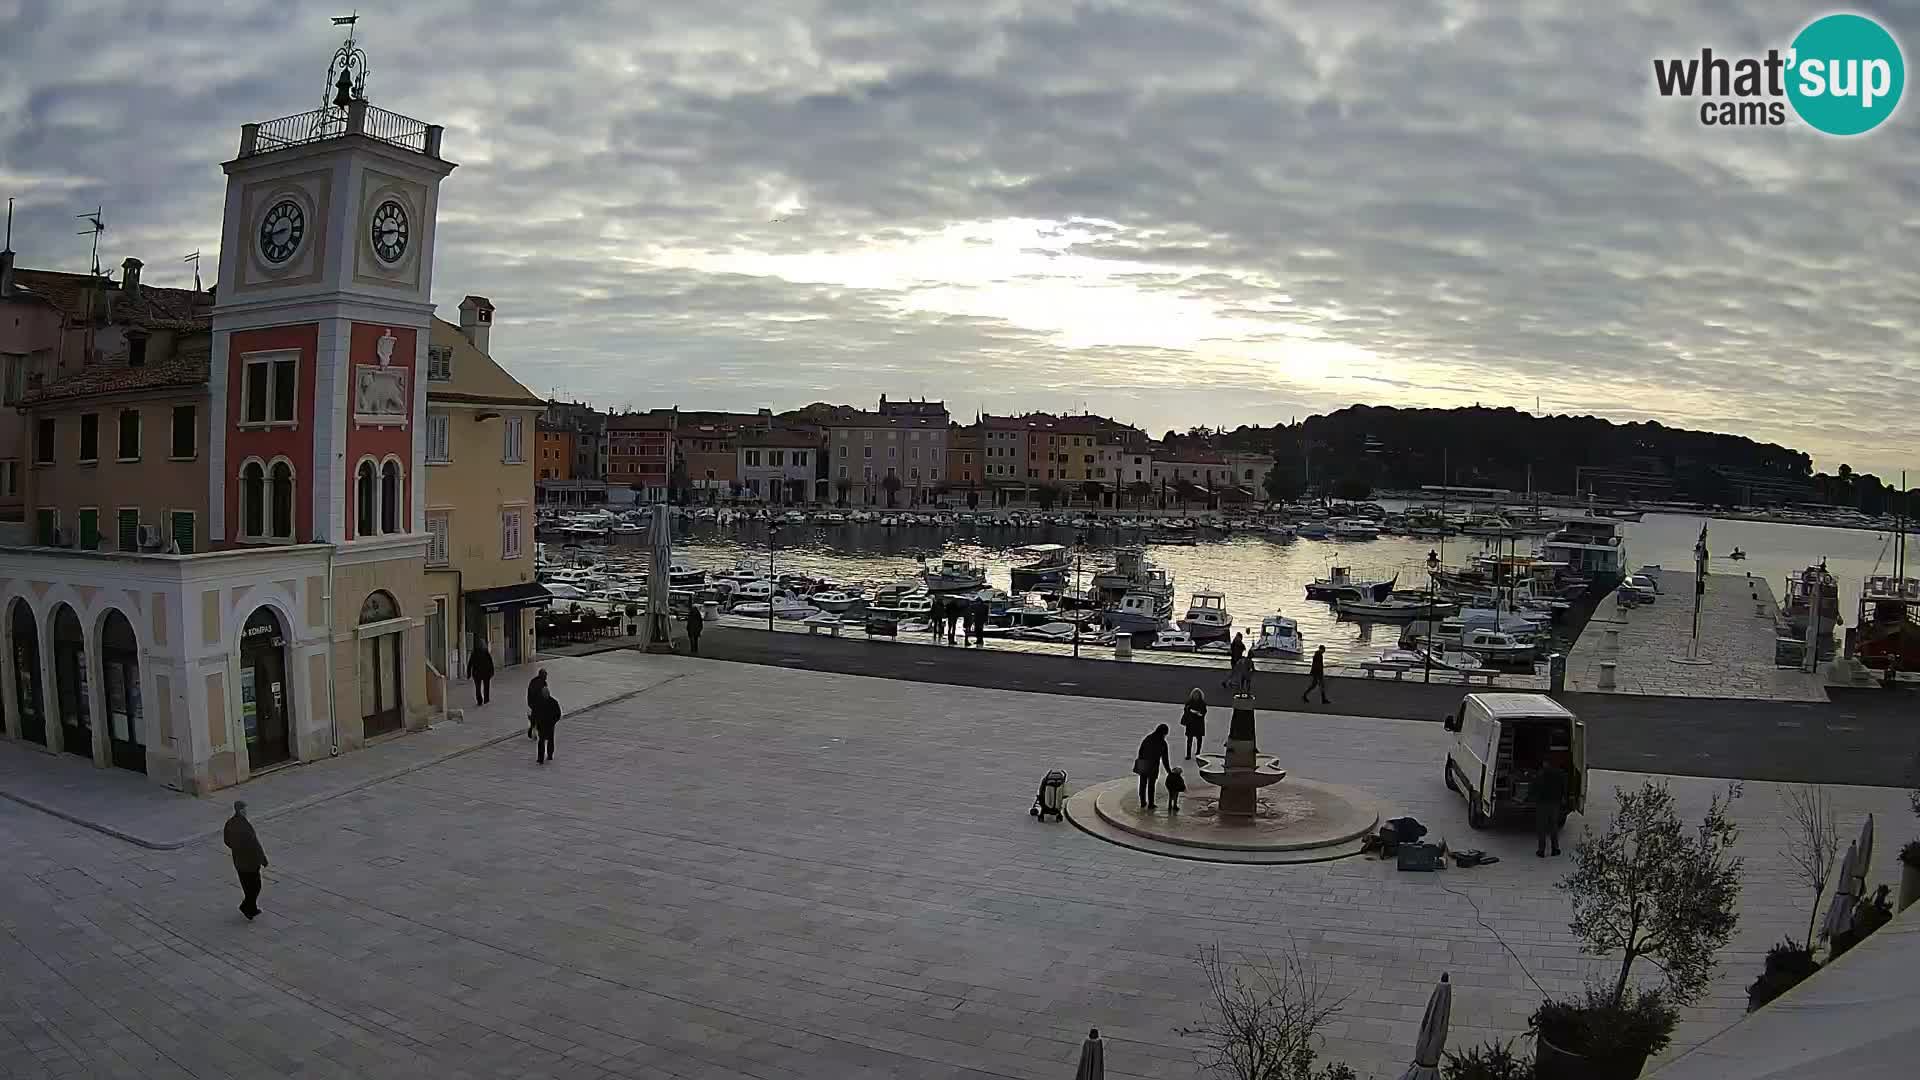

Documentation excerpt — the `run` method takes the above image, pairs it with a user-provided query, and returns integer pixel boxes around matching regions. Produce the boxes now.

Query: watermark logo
[1652,11,1905,135]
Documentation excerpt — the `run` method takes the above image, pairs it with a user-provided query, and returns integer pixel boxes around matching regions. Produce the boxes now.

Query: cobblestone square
[1,652,1910,1079]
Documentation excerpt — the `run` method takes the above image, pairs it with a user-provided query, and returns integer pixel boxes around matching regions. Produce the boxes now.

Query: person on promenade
[686,605,704,655]
[1180,688,1207,759]
[1223,631,1246,690]
[1301,645,1330,705]
[526,668,548,739]
[1530,753,1569,858]
[223,801,269,920]
[973,596,989,645]
[947,598,962,644]
[533,685,561,764]
[468,638,494,706]
[1133,724,1172,809]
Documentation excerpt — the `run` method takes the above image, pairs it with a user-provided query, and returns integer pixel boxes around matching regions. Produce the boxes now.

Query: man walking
[533,685,561,764]
[970,596,988,646]
[686,605,704,655]
[1300,644,1330,704]
[1530,753,1569,858]
[468,638,495,706]
[223,801,268,920]
[526,668,548,739]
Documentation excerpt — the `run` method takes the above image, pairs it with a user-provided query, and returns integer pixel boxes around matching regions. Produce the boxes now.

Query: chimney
[0,249,13,298]
[121,257,142,295]
[458,295,495,353]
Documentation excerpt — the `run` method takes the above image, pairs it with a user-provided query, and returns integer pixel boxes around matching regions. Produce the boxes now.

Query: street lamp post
[767,522,778,634]
[1072,535,1083,659]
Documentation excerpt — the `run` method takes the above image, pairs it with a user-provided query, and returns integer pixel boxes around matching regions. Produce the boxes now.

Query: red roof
[23,343,210,405]
[9,268,213,331]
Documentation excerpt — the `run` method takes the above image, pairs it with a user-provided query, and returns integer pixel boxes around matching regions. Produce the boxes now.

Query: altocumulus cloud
[1,0,1915,473]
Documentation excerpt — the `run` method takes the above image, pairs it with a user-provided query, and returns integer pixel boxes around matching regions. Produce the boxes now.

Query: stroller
[1030,770,1068,822]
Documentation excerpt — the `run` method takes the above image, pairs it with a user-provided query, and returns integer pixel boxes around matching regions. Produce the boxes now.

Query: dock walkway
[1565,570,1827,701]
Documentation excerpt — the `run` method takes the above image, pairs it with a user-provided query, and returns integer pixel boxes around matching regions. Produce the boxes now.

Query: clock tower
[209,28,454,552]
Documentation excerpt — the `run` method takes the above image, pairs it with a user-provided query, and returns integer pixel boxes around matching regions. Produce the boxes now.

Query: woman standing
[1179,688,1207,759]
[468,639,495,706]
[1134,724,1172,809]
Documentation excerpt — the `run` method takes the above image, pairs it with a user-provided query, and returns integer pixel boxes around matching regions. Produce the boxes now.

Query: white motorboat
[1178,590,1233,641]
[729,580,776,605]
[1104,592,1172,634]
[781,509,807,524]
[733,596,819,621]
[818,511,847,525]
[1376,648,1425,667]
[1334,597,1432,620]
[1151,629,1197,650]
[1294,522,1333,540]
[1459,628,1538,663]
[920,558,988,592]
[867,589,935,618]
[879,515,900,527]
[808,589,864,614]
[667,562,705,587]
[1331,519,1380,540]
[1419,647,1485,671]
[1009,543,1072,592]
[1251,613,1303,657]
[1014,621,1080,642]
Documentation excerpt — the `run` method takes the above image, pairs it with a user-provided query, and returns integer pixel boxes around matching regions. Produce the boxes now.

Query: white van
[1442,692,1586,829]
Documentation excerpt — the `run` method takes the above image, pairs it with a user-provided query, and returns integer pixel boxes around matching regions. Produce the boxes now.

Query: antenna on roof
[75,207,106,277]
[183,251,202,292]
[4,197,13,251]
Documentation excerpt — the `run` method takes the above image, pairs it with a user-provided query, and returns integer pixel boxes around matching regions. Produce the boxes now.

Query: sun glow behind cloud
[648,218,1394,389]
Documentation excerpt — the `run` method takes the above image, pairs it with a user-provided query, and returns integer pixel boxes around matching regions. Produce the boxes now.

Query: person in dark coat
[686,606,704,655]
[1223,631,1246,690]
[1164,766,1186,812]
[947,599,963,644]
[1180,688,1207,759]
[1301,645,1330,704]
[468,639,495,706]
[971,597,988,645]
[1134,724,1172,809]
[223,801,268,920]
[1529,754,1569,857]
[533,687,561,764]
[526,668,548,739]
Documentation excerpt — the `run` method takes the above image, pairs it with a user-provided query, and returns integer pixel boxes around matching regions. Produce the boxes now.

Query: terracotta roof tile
[9,268,212,331]
[23,344,209,405]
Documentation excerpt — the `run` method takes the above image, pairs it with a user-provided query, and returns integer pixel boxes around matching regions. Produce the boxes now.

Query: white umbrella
[1821,840,1860,941]
[646,507,675,649]
[1398,973,1451,1080]
[1846,813,1876,932]
[1073,1028,1104,1080]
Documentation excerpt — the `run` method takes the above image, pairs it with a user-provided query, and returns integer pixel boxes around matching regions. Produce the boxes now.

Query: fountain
[1065,693,1383,864]
[1193,696,1288,815]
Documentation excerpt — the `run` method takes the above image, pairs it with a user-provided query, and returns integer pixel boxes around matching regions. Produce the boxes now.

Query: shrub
[1746,940,1820,1012]
[1530,985,1678,1070]
[1900,840,1920,868]
[1441,1038,1532,1080]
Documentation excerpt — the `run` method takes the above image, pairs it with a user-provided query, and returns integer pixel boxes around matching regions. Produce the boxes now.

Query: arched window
[356,460,376,537]
[269,461,294,540]
[380,460,401,534]
[241,461,266,538]
[359,590,399,623]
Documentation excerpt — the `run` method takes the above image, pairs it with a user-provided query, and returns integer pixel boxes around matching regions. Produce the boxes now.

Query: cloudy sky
[3,0,1916,476]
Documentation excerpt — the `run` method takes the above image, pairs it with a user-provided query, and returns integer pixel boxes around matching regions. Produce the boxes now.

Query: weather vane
[324,12,369,110]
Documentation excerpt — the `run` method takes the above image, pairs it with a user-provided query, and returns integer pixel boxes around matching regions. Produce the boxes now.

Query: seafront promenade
[1,650,1913,1080]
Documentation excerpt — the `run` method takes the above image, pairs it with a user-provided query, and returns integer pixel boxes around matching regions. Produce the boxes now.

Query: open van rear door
[1570,719,1587,814]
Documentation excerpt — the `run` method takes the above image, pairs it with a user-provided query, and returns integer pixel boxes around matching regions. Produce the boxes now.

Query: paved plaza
[1,652,1913,1079]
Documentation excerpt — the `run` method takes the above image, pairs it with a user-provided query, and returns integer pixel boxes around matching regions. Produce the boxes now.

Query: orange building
[536,424,573,481]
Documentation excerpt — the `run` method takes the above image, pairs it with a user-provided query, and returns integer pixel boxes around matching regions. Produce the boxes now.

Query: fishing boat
[1331,519,1380,540]
[728,580,776,606]
[667,563,706,588]
[1458,628,1538,663]
[733,596,820,621]
[1783,562,1843,642]
[1856,575,1920,671]
[1334,597,1433,620]
[1104,592,1172,633]
[1009,543,1072,591]
[1375,648,1426,668]
[920,557,987,592]
[808,589,865,614]
[1250,613,1303,658]
[1295,522,1334,540]
[1304,566,1396,603]
[1177,590,1234,641]
[1419,647,1485,671]
[1014,621,1080,642]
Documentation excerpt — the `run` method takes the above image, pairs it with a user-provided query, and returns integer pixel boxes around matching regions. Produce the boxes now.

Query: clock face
[369,199,409,264]
[258,199,305,264]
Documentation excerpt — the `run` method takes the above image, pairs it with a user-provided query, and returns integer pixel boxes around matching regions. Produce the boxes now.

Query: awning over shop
[466,582,554,612]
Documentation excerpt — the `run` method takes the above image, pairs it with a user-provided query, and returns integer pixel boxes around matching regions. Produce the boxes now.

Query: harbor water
[548,508,1900,669]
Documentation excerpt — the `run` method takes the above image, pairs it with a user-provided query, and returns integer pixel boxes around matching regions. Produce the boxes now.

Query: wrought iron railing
[245,103,435,157]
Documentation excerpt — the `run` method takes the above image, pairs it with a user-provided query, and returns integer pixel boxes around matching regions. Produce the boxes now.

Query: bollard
[1598,660,1617,690]
[1604,628,1620,653]
[1114,636,1132,660]
[1549,652,1567,693]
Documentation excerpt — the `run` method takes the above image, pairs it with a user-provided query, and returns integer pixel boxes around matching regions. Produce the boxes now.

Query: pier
[1564,570,1828,701]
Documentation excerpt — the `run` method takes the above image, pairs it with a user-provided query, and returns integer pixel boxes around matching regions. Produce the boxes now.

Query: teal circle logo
[1787,13,1905,135]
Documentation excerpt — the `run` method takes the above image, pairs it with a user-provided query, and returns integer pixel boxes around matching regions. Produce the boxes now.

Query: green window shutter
[117,508,139,551]
[78,509,99,550]
[171,512,195,555]
[35,509,55,545]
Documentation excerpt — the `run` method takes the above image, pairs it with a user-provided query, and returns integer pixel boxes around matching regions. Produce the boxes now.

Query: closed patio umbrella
[1073,1028,1104,1080]
[645,507,675,651]
[1397,973,1451,1080]
[1846,813,1876,932]
[1821,840,1860,941]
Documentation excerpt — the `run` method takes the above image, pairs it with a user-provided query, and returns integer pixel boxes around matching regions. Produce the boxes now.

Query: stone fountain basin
[1193,753,1288,789]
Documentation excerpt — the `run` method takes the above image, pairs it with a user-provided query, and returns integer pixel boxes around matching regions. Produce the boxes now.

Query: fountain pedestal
[1194,696,1286,816]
